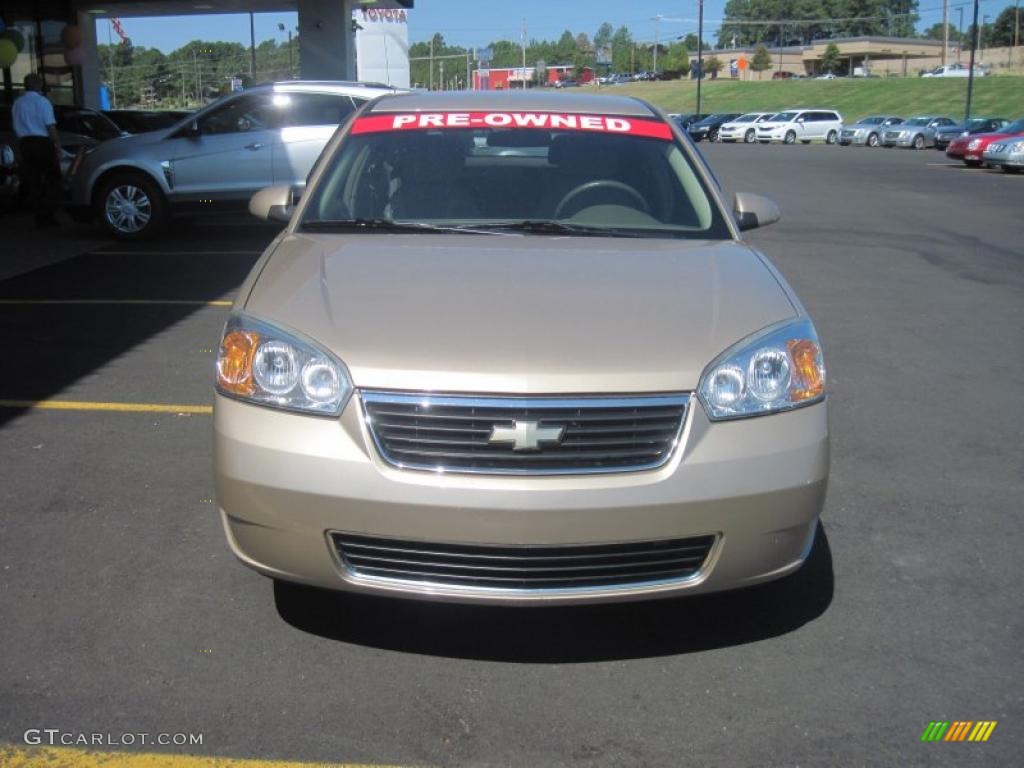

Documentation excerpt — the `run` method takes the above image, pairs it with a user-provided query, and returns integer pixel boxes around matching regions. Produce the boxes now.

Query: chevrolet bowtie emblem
[488,420,565,451]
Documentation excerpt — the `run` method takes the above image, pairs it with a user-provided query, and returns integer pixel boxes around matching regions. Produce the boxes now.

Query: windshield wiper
[468,220,644,237]
[301,218,504,235]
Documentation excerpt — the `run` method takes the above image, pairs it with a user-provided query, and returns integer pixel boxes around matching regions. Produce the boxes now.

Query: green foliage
[750,44,773,77]
[820,42,841,73]
[717,0,921,48]
[99,37,298,108]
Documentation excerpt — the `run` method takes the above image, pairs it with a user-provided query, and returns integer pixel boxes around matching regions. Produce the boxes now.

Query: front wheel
[710,129,721,143]
[95,172,167,239]
[964,159,982,168]
[784,131,796,145]
[867,132,879,147]
[1003,166,1021,174]
[744,129,755,143]
[826,130,838,145]
[912,134,925,150]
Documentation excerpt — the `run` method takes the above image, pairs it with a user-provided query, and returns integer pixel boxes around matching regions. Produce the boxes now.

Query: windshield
[860,117,885,125]
[735,114,759,123]
[906,118,932,126]
[301,111,731,239]
[1004,119,1024,133]
[771,112,797,122]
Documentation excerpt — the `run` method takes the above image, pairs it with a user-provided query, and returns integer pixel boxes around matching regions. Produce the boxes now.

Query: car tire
[744,129,755,143]
[784,131,796,144]
[1003,166,1020,174]
[95,171,167,239]
[867,132,879,147]
[710,129,721,142]
[826,130,838,145]
[964,159,982,168]
[912,134,925,150]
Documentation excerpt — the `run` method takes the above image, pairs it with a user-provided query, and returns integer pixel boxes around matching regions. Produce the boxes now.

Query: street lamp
[696,0,704,116]
[278,22,294,77]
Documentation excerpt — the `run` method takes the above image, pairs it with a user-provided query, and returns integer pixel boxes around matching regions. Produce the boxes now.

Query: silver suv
[65,81,400,238]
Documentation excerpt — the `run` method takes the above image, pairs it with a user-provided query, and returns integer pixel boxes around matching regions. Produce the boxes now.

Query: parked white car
[922,64,988,78]
[756,109,843,145]
[717,112,776,143]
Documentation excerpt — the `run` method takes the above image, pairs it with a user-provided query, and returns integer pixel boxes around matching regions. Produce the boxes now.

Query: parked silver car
[881,115,957,149]
[717,112,776,143]
[839,115,904,147]
[982,137,1024,173]
[65,81,401,238]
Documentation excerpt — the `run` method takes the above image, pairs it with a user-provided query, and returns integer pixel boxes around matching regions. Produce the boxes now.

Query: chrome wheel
[744,129,755,143]
[913,134,925,150]
[867,132,879,147]
[826,130,838,145]
[104,184,152,234]
[784,131,796,145]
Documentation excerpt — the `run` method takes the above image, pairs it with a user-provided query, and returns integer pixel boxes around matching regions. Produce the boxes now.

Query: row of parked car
[668,109,1024,172]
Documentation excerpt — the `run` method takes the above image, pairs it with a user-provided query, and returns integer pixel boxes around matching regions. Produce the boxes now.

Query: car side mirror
[733,192,780,232]
[250,184,296,223]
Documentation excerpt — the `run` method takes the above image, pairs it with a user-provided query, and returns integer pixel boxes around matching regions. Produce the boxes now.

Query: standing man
[13,73,62,227]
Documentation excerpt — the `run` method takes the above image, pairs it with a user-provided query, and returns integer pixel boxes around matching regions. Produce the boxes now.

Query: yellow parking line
[0,299,232,307]
[0,399,213,414]
[0,744,411,768]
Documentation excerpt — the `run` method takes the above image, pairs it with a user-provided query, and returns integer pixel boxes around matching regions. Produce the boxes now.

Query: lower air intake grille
[360,391,689,475]
[332,533,716,591]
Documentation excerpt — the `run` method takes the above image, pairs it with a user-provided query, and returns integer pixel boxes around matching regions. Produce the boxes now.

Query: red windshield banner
[350,112,674,140]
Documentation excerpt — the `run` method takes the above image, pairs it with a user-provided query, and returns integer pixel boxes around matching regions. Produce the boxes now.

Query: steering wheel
[554,179,649,219]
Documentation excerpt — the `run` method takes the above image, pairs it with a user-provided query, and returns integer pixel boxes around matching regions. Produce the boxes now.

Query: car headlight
[698,318,825,420]
[215,313,353,416]
[968,139,982,150]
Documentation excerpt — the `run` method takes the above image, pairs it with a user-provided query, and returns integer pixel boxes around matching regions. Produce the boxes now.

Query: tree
[990,6,1021,47]
[574,32,592,74]
[610,25,634,72]
[705,55,724,79]
[924,22,962,44]
[749,43,773,79]
[820,42,841,73]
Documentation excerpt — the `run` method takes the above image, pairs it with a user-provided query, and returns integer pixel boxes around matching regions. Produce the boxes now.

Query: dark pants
[18,136,61,225]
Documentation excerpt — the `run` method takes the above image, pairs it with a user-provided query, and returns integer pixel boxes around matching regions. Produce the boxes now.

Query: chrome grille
[332,533,716,591]
[360,391,688,475]
[885,131,901,139]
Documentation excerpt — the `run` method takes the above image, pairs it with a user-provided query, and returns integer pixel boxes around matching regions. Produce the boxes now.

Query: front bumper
[883,135,917,147]
[839,131,867,145]
[688,129,711,141]
[214,392,829,605]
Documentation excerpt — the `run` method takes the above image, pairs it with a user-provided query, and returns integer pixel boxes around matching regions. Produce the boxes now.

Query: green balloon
[0,28,25,53]
[0,39,17,68]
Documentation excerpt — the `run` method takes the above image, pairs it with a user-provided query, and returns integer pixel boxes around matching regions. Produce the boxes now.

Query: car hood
[243,234,797,394]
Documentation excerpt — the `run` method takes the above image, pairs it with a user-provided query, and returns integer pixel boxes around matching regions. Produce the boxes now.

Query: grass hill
[601,77,1024,122]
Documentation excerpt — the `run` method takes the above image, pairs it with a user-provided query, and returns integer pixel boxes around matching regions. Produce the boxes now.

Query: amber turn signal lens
[217,330,260,396]
[788,339,824,401]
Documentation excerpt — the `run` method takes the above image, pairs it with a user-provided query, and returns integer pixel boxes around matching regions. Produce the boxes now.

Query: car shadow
[274,522,834,663]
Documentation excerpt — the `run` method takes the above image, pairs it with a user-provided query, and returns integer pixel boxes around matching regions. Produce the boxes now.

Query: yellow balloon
[0,39,18,69]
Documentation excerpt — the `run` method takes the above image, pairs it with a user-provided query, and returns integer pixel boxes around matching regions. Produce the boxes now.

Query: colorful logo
[921,721,997,742]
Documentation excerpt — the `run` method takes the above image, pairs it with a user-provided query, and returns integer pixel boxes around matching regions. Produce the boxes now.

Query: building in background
[354,4,409,88]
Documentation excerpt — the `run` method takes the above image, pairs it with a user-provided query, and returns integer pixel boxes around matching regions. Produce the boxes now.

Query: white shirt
[13,90,57,139]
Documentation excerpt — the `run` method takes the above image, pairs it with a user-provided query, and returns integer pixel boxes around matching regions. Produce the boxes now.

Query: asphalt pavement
[0,145,1021,767]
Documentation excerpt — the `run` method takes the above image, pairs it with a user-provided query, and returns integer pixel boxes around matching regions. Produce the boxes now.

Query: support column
[77,10,102,109]
[298,0,356,81]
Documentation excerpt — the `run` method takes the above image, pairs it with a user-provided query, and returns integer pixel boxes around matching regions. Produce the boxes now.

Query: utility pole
[965,0,980,121]
[440,59,445,90]
[249,12,256,78]
[958,7,965,62]
[652,14,662,74]
[521,18,527,89]
[942,0,949,66]
[466,51,471,90]
[429,38,434,89]
[279,23,293,77]
[696,0,704,115]
[106,21,117,109]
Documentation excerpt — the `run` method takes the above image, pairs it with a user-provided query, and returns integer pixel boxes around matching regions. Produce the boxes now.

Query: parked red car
[946,118,1024,166]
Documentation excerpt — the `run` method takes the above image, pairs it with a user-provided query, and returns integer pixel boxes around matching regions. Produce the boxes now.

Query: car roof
[368,90,659,118]
[260,81,404,98]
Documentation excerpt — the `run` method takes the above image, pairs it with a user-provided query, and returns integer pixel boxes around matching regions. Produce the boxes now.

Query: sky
[99,0,1007,55]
